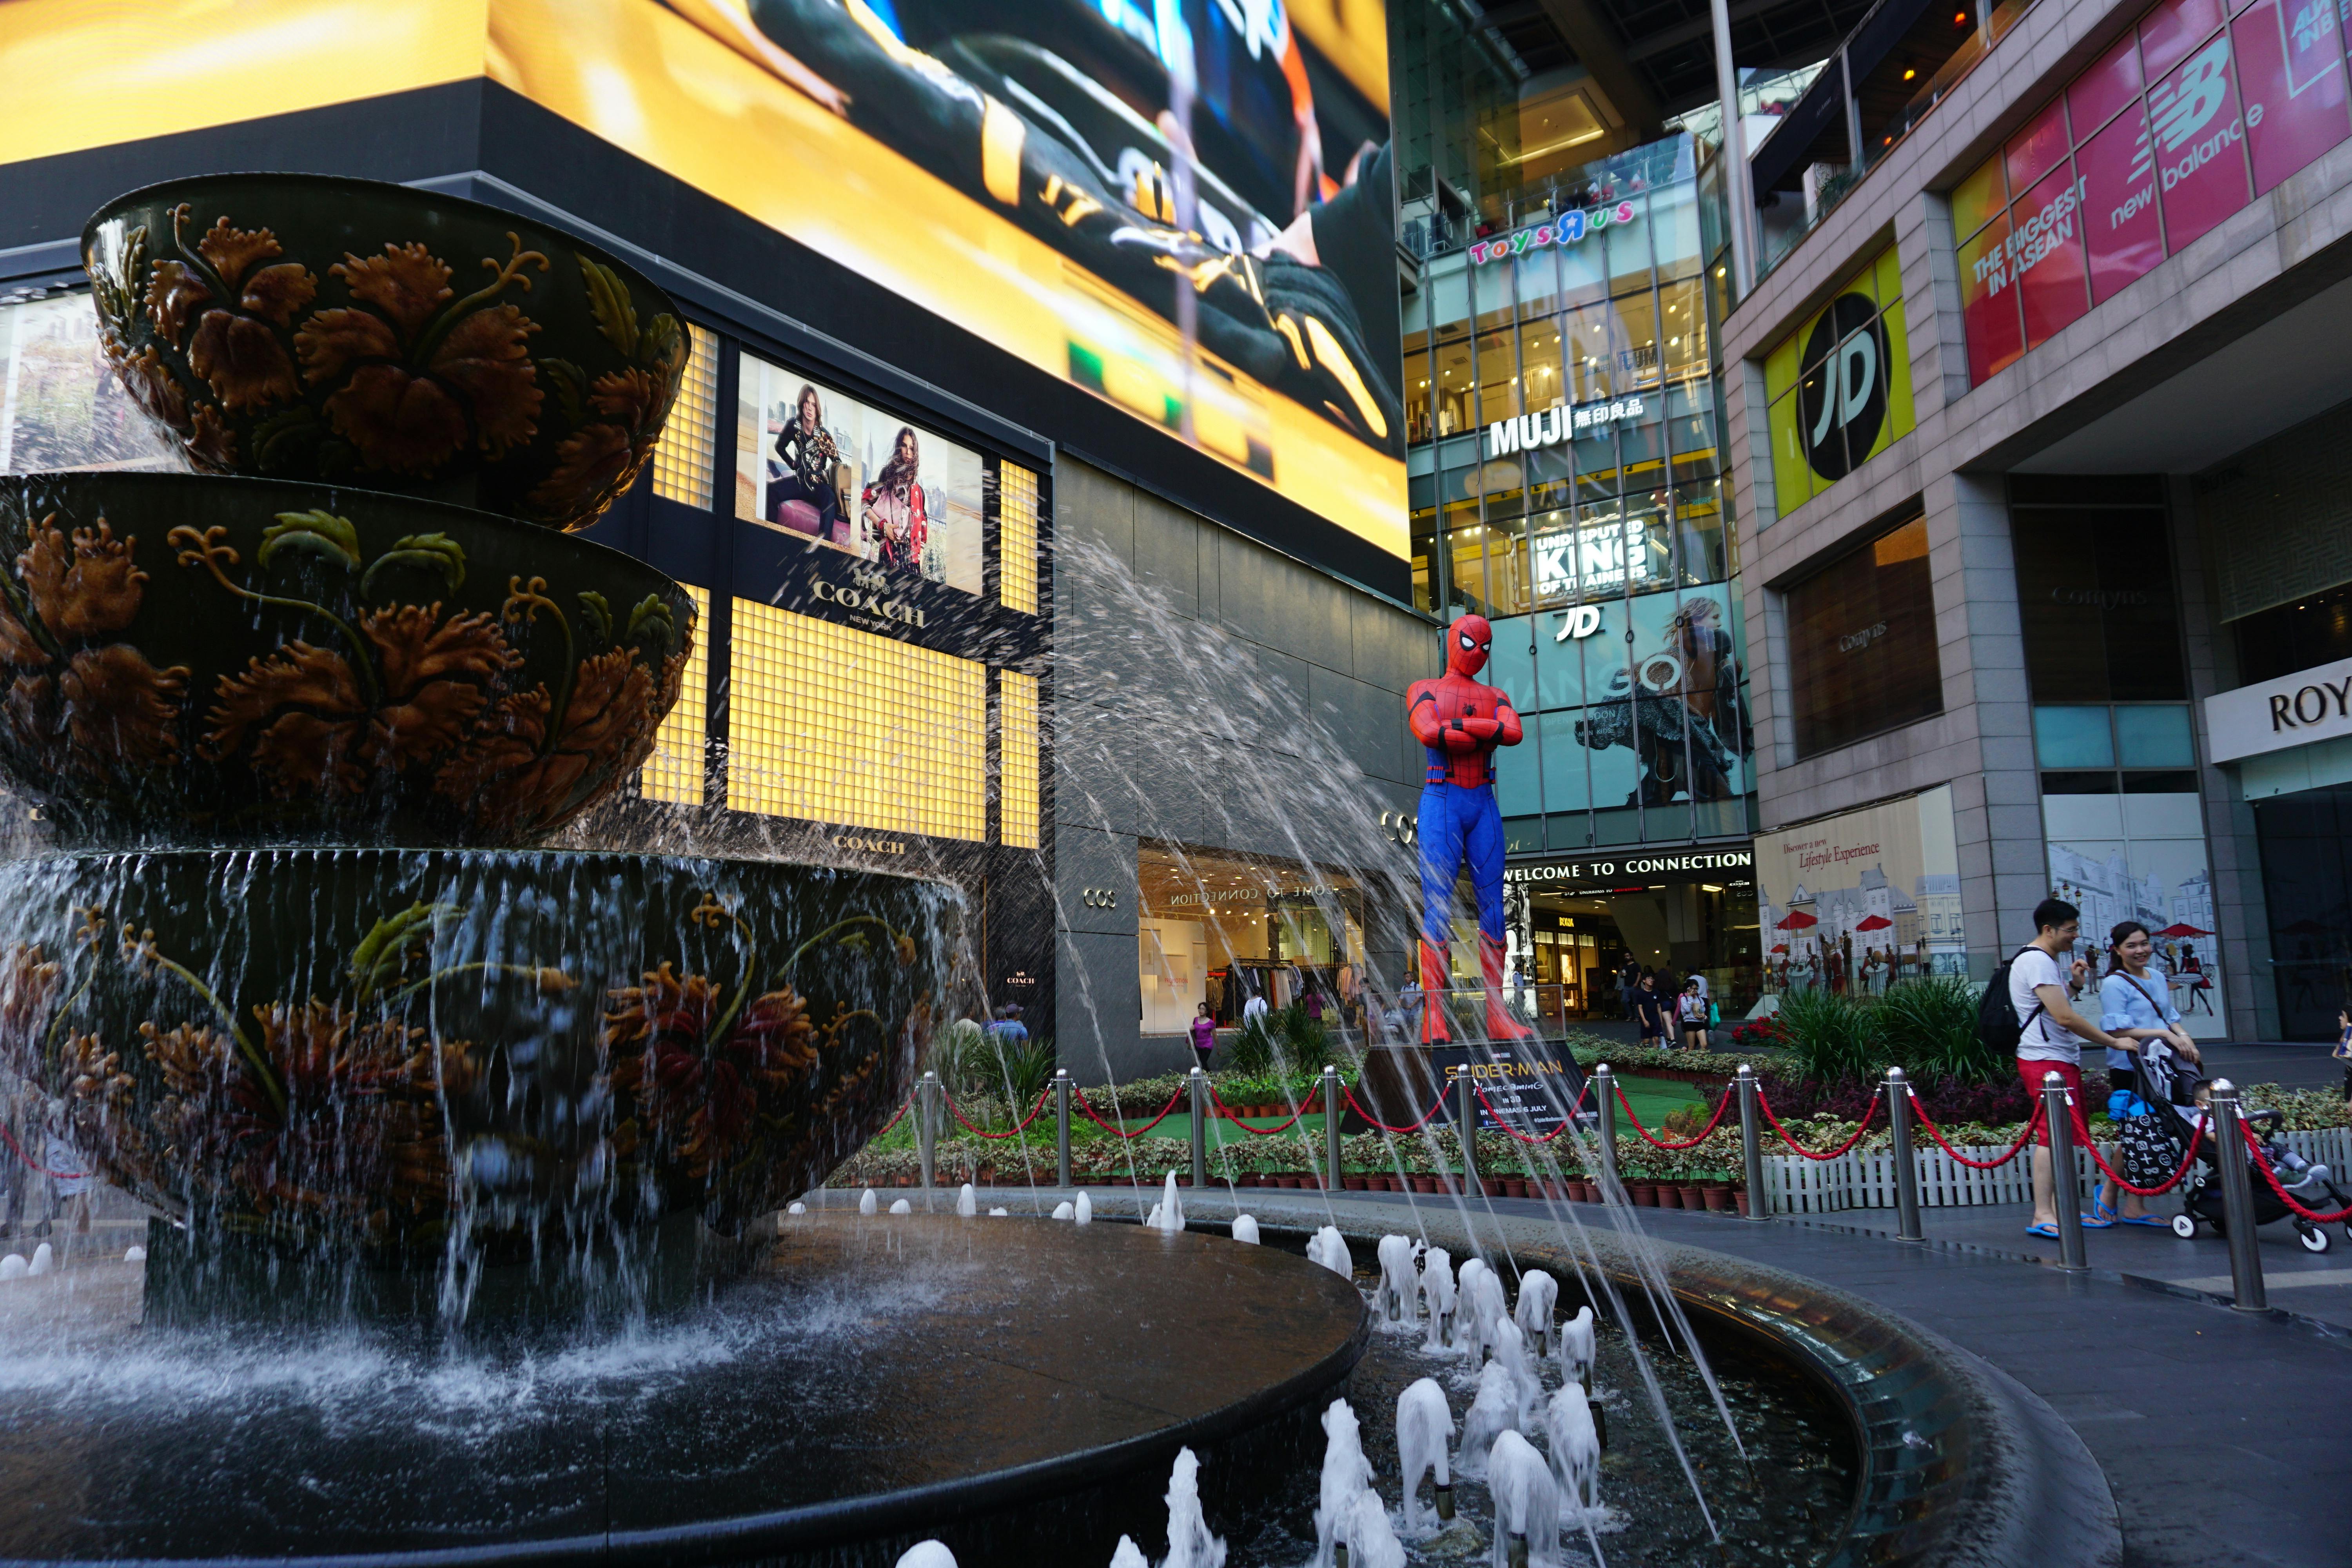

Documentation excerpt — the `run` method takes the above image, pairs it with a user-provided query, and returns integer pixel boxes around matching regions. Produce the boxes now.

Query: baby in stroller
[2123,1042,2352,1251]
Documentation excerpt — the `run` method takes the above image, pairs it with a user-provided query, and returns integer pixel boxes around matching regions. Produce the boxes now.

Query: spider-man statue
[1408,614,1534,1043]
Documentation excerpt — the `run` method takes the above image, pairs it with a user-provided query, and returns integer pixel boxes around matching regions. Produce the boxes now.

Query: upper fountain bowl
[83,173,690,531]
[0,470,696,848]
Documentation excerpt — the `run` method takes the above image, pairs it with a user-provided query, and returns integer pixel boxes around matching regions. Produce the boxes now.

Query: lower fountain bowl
[0,848,961,1254]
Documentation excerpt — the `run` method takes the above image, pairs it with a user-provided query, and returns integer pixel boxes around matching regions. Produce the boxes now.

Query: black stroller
[2125,1042,2352,1252]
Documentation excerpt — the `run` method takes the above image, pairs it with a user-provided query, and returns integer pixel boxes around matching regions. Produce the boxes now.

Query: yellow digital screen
[999,668,1040,850]
[726,599,986,840]
[997,462,1040,617]
[652,323,720,509]
[0,0,1406,557]
[639,584,711,804]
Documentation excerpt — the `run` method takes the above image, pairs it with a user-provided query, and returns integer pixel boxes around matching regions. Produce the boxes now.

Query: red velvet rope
[875,1093,913,1137]
[1208,1086,1311,1135]
[1755,1086,1882,1161]
[1070,1086,1186,1140]
[1614,1083,1734,1151]
[1903,1093,2042,1169]
[2245,1131,2352,1223]
[0,1122,83,1181]
[942,1088,1053,1141]
[2066,1102,2204,1197]
[1342,1085,1446,1135]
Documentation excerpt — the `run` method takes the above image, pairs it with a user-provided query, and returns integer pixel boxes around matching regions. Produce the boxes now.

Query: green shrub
[1773,986,1881,1082]
[1878,975,2002,1083]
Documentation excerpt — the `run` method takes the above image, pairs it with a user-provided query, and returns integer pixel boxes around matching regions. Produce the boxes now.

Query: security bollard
[1190,1067,1209,1191]
[2210,1079,2268,1311]
[1887,1066,1923,1243]
[1055,1069,1073,1191]
[1456,1069,1480,1197]
[1736,1064,1768,1220]
[2043,1071,2085,1271]
[1594,1064,1618,1197]
[1324,1065,1344,1193]
[917,1070,938,1192]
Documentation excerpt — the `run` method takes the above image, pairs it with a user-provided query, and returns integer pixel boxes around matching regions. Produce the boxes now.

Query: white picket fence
[1758,1127,2352,1215]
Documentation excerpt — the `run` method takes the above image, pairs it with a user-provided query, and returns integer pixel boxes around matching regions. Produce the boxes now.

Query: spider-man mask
[1446,614,1492,677]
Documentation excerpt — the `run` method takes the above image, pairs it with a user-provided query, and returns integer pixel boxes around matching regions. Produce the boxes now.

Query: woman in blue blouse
[2097,920,2203,1225]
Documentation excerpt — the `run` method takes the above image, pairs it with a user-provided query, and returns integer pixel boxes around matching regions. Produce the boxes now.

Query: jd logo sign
[1797,293,1889,482]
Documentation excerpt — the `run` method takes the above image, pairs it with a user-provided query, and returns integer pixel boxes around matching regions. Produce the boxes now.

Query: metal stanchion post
[2043,1071,2085,1271]
[917,1070,938,1192]
[1887,1067,1922,1243]
[1456,1069,1480,1197]
[1055,1069,1072,1191]
[1323,1065,1343,1193]
[1190,1067,1209,1191]
[2211,1078,2268,1311]
[1737,1064,1768,1220]
[1595,1064,1618,1196]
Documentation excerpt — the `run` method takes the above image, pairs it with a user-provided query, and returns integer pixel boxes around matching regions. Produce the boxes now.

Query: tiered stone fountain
[0,173,958,1313]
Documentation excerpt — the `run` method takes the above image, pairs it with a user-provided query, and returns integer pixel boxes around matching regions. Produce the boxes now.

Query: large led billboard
[0,0,1405,555]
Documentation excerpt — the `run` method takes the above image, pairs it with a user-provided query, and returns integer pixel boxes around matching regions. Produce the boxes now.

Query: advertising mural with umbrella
[2047,831,2226,1038]
[1755,786,1967,998]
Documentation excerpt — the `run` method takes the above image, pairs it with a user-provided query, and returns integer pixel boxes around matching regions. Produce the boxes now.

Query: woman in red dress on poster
[861,425,929,572]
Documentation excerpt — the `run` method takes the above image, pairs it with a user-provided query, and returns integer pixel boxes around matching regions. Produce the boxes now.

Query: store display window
[1135,842,1367,1036]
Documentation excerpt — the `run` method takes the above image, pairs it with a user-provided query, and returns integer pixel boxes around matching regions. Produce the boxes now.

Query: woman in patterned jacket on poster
[768,381,843,541]
[860,425,930,573]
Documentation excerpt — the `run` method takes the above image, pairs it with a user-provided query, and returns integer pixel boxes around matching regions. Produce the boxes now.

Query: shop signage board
[1763,246,1915,519]
[1504,846,1755,892]
[1465,200,1640,266]
[1431,1043,1589,1135]
[2204,655,2352,760]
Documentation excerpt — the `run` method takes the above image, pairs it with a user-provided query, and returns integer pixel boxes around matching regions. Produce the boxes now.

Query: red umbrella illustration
[2155,923,2211,938]
[1774,910,1818,930]
[1770,943,1789,954]
[1853,914,1893,933]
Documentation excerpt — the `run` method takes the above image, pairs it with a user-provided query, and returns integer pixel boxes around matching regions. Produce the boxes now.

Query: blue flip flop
[2025,1222,2060,1238]
[2115,1214,2169,1227]
[2080,1212,2115,1229]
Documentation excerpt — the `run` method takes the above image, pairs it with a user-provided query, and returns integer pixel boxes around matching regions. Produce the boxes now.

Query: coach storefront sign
[2206,656,2352,762]
[1504,845,1753,893]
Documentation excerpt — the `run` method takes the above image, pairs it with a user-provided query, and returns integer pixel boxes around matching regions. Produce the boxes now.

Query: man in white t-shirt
[2010,897,2127,1238]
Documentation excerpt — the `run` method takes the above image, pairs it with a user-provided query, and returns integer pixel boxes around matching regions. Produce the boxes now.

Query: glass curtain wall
[1404,135,1751,853]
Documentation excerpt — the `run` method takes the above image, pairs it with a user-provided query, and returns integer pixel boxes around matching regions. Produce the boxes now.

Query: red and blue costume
[1407,615,1532,1043]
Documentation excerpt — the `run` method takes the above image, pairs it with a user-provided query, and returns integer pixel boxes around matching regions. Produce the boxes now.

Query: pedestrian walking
[1632,972,1668,1047]
[2007,898,2130,1240]
[1188,1002,1217,1073]
[2095,920,2201,1225]
[1676,978,1710,1050]
[2335,1007,2352,1102]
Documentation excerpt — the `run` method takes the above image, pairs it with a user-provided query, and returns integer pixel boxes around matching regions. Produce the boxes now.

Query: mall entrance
[1503,844,1762,1025]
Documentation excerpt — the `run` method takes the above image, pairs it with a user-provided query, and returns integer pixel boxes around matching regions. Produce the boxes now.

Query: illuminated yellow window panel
[652,322,719,508]
[1000,669,1040,849]
[639,584,709,804]
[726,601,987,841]
[998,461,1039,615]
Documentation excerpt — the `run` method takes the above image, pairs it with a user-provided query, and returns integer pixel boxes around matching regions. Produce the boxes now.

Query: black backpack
[1976,946,2044,1054]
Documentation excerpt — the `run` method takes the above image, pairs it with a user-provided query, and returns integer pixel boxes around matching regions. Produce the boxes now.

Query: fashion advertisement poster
[2042,791,2227,1038]
[1755,786,1967,994]
[0,295,178,475]
[735,351,983,595]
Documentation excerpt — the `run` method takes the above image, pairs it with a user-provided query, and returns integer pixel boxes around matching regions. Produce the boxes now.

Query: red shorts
[2016,1058,2082,1145]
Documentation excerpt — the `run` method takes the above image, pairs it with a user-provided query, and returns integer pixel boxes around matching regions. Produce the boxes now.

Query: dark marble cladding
[1248,1207,2120,1568]
[0,1216,1367,1566]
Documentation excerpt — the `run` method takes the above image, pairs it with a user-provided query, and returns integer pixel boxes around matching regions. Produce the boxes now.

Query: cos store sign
[1763,246,1916,520]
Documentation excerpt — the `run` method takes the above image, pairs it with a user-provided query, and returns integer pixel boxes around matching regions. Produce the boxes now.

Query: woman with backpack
[1994,898,2132,1239]
[2095,920,2202,1226]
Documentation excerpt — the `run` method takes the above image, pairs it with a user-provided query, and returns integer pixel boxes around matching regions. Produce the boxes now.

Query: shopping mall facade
[1722,0,2352,1038]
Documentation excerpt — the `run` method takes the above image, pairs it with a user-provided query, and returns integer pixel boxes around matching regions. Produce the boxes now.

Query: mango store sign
[1466,200,1639,265]
[2205,655,2352,762]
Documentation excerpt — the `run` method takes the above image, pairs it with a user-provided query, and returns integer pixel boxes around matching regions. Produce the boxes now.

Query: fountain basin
[0,473,695,846]
[0,1213,1366,1565]
[0,849,957,1253]
[82,173,690,530]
